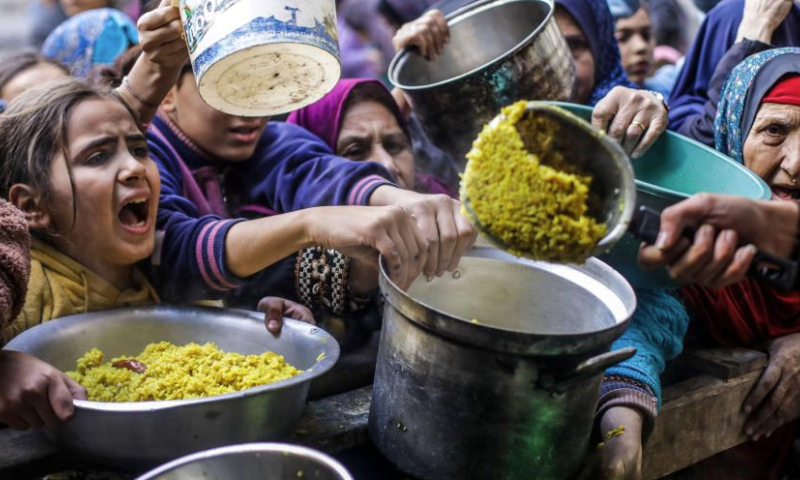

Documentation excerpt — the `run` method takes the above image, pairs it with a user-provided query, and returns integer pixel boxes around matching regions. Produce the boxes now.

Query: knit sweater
[0,200,30,331]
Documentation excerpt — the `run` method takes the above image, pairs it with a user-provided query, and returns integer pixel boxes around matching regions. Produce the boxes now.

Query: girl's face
[46,98,160,287]
[337,100,415,189]
[743,103,800,201]
[162,72,270,162]
[1,63,68,101]
[615,8,654,86]
[555,7,595,105]
[59,0,108,17]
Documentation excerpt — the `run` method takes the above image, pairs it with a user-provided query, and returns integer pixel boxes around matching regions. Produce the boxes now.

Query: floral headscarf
[42,8,138,80]
[715,48,800,163]
[556,0,636,105]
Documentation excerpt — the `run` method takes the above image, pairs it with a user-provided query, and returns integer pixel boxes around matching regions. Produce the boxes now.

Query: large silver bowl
[3,306,340,468]
[135,443,354,480]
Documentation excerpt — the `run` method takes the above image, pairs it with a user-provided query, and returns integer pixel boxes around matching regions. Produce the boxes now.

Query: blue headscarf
[42,8,139,80]
[555,0,637,105]
[715,48,800,163]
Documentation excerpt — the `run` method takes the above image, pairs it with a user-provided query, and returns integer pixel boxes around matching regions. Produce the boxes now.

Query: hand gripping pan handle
[629,205,798,291]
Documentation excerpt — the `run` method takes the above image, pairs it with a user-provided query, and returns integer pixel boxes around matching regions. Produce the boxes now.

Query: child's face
[615,8,655,86]
[47,98,160,282]
[163,73,270,162]
[59,0,108,17]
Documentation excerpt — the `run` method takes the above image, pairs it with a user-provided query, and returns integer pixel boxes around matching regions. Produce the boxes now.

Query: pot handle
[538,347,637,390]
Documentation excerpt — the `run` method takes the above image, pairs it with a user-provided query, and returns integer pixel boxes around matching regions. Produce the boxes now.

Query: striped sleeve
[193,219,248,291]
[347,174,395,206]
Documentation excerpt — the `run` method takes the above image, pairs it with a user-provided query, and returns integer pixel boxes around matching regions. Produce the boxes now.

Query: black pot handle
[629,206,798,292]
[538,347,636,390]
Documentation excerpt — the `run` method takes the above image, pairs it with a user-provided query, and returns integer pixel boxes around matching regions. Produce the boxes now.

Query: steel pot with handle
[369,248,636,480]
[388,0,575,168]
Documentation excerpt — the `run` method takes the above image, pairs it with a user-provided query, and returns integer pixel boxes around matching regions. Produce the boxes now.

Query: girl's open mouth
[118,197,150,232]
[229,125,262,144]
[771,185,800,201]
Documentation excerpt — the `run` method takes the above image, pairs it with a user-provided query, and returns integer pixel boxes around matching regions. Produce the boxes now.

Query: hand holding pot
[393,9,450,61]
[0,350,86,430]
[592,86,668,158]
[257,296,315,335]
[743,333,800,441]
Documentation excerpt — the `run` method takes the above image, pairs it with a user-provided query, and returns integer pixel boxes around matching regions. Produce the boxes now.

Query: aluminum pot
[3,306,339,468]
[369,248,636,480]
[135,443,354,480]
[388,0,575,167]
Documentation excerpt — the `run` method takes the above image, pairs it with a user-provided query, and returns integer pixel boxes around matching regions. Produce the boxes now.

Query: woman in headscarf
[42,8,138,80]
[287,78,456,197]
[676,47,800,480]
[668,0,800,144]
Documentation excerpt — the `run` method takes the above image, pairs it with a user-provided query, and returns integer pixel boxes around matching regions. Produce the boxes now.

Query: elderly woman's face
[337,100,415,190]
[743,102,800,200]
[60,0,108,17]
[555,7,595,105]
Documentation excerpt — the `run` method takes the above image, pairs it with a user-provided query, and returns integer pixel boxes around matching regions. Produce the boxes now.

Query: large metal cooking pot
[135,443,354,480]
[389,0,575,167]
[3,306,339,468]
[369,248,637,480]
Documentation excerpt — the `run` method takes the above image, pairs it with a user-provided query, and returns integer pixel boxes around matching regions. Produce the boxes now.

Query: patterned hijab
[555,0,636,105]
[715,48,800,163]
[42,8,139,80]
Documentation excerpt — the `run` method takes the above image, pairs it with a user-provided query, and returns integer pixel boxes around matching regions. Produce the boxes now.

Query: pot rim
[4,306,340,413]
[379,248,637,356]
[388,0,557,91]
[134,443,354,480]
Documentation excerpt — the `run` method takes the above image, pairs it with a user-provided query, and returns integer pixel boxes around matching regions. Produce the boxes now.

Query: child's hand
[578,406,644,480]
[138,0,188,69]
[0,350,86,430]
[392,10,450,61]
[257,296,315,335]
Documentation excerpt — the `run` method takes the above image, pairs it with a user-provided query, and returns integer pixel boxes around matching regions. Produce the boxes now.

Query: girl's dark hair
[89,45,143,88]
[0,50,69,97]
[0,78,132,232]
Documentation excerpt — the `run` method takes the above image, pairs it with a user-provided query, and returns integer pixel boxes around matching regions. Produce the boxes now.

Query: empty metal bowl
[135,443,354,480]
[3,306,340,468]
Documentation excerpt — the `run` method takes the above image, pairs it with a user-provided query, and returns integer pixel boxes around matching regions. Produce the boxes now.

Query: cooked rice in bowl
[461,101,606,263]
[67,341,301,402]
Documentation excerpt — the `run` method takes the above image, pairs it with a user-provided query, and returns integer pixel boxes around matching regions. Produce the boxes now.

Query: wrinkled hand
[369,187,477,279]
[592,86,668,158]
[578,407,644,480]
[393,10,450,60]
[737,0,795,43]
[308,204,429,290]
[0,350,86,430]
[138,0,188,68]
[638,194,798,288]
[257,296,315,335]
[742,333,800,440]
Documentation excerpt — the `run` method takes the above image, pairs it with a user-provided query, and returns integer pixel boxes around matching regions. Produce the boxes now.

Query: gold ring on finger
[630,121,647,131]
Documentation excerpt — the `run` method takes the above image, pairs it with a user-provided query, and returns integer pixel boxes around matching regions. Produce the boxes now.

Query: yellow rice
[461,101,606,263]
[67,341,301,402]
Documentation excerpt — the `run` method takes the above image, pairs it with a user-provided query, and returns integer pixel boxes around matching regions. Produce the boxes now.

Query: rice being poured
[461,101,606,263]
[67,342,301,402]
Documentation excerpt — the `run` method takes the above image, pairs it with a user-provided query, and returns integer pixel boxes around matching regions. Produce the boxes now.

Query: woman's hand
[137,0,187,69]
[369,187,477,279]
[579,406,644,480]
[737,0,795,43]
[257,296,315,335]
[742,333,800,440]
[592,86,668,158]
[637,194,799,288]
[392,10,450,60]
[0,351,86,430]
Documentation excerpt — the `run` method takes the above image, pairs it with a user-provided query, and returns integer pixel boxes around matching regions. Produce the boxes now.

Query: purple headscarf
[287,78,455,197]
[555,0,636,105]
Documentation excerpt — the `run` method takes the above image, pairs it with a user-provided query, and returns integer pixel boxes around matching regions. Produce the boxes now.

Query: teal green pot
[550,102,771,289]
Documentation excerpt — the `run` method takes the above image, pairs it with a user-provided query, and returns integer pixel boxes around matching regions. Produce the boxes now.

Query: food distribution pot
[369,248,636,480]
[3,306,339,468]
[388,0,575,167]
